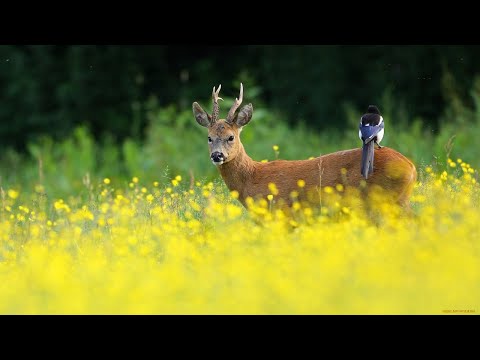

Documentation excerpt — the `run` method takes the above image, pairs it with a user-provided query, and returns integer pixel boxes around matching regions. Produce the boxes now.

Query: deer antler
[226,83,243,124]
[211,84,223,123]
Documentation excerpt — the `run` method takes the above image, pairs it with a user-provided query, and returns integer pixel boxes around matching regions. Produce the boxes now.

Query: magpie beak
[359,105,384,179]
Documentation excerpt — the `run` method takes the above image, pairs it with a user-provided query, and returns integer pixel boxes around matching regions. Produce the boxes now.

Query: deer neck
[218,143,255,194]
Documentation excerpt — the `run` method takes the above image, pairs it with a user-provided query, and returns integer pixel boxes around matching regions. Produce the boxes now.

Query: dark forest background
[1,45,479,149]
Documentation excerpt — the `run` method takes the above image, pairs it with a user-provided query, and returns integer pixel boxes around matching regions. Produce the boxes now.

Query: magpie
[359,105,384,179]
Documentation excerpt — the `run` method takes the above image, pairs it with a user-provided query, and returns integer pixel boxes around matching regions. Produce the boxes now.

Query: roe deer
[192,83,417,210]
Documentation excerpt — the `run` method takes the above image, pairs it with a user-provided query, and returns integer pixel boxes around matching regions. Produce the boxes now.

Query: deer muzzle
[210,151,225,165]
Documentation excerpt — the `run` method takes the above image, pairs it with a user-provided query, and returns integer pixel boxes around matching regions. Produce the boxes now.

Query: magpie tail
[361,141,375,179]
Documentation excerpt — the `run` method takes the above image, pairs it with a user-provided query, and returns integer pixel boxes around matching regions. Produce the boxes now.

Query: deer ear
[193,102,212,127]
[235,103,253,127]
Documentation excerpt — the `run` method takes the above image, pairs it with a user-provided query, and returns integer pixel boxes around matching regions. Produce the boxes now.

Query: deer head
[192,83,253,165]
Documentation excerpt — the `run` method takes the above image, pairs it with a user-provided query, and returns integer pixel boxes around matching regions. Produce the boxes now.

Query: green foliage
[431,75,480,170]
[0,45,141,149]
[25,126,99,195]
[2,74,480,200]
[122,139,145,179]
[3,45,480,151]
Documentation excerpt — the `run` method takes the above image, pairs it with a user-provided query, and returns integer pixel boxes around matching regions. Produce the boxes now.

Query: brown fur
[220,142,416,208]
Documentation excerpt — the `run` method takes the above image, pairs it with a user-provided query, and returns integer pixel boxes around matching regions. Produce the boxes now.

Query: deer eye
[228,135,235,142]
[208,137,212,144]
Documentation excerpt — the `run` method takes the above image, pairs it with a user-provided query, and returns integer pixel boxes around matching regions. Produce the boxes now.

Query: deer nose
[211,151,225,163]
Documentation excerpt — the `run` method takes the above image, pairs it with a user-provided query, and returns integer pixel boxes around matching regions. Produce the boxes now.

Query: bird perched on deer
[192,84,416,211]
[359,105,384,179]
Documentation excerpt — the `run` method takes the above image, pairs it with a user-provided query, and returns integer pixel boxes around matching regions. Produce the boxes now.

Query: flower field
[0,160,479,314]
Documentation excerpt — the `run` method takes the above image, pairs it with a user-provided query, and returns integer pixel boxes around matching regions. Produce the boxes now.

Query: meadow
[1,91,479,314]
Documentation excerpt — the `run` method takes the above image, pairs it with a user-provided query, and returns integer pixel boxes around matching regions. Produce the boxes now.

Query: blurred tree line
[1,45,479,150]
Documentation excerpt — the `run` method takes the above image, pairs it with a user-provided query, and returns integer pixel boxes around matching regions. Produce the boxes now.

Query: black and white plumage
[359,105,384,179]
